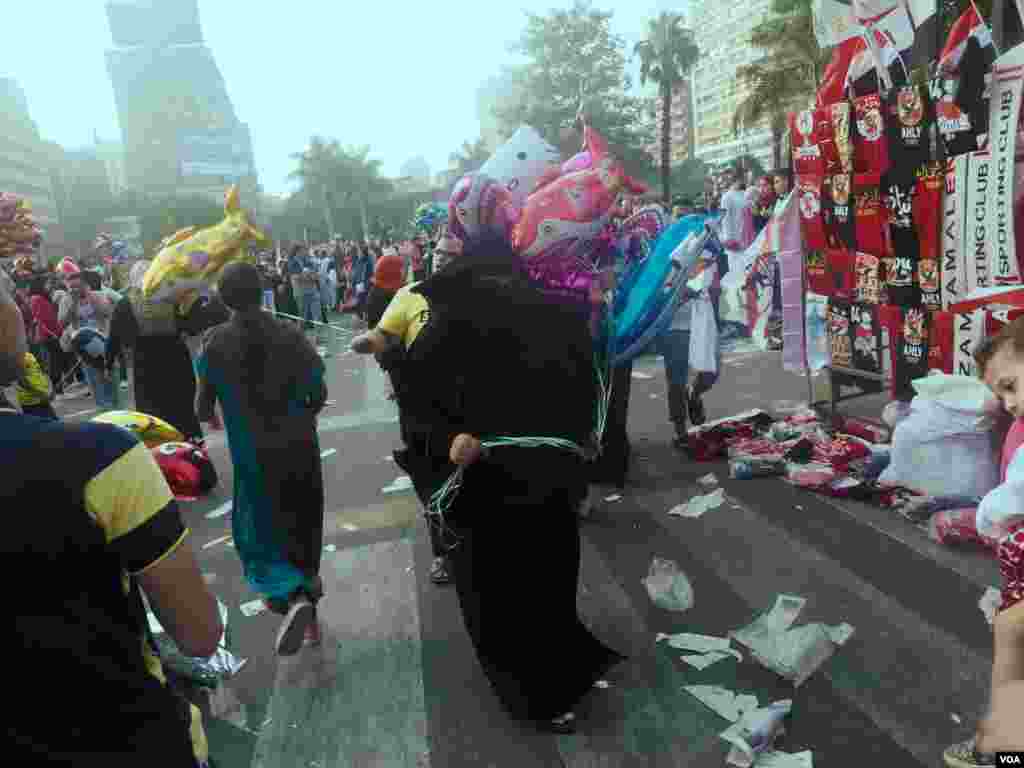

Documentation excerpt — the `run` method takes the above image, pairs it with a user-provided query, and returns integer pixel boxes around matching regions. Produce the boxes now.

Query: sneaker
[274,597,315,656]
[943,737,995,767]
[430,556,453,585]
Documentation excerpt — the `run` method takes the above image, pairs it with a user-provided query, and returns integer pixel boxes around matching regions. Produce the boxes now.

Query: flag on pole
[812,0,915,49]
[938,5,993,74]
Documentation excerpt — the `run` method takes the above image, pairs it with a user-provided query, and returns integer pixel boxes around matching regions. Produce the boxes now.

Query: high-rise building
[687,0,774,172]
[0,78,63,265]
[104,0,258,202]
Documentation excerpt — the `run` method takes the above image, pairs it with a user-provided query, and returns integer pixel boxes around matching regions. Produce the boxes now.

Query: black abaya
[408,237,626,721]
[106,298,203,441]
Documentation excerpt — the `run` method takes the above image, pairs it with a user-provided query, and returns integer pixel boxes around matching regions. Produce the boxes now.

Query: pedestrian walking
[195,262,328,655]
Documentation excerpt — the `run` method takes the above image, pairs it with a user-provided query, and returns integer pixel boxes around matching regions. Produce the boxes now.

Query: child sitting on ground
[16,351,57,421]
[945,317,1024,767]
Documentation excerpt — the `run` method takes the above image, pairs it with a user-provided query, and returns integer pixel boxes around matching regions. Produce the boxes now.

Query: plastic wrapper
[147,597,247,688]
[928,508,999,553]
[143,186,269,310]
[730,457,787,479]
[721,700,792,767]
[642,557,694,612]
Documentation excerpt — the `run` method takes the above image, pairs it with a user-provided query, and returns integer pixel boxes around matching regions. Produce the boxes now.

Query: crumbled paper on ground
[698,473,719,487]
[656,631,732,653]
[320,448,337,459]
[731,595,807,647]
[721,700,793,768]
[826,623,856,646]
[746,624,836,687]
[680,649,743,670]
[239,599,267,618]
[688,409,767,436]
[324,544,337,553]
[951,713,962,724]
[381,475,414,494]
[669,488,726,518]
[594,680,610,689]
[631,371,653,380]
[749,750,813,768]
[980,587,1001,626]
[683,685,760,723]
[643,558,694,612]
[604,493,623,502]
[205,500,232,519]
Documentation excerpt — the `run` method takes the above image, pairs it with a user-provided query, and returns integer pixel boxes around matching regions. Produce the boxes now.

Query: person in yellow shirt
[16,350,57,420]
[351,235,462,584]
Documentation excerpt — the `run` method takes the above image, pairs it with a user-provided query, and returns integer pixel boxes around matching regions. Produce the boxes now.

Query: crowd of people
[9,161,1024,765]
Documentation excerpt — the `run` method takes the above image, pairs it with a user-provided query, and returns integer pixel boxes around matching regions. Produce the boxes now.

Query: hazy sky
[6,1,682,194]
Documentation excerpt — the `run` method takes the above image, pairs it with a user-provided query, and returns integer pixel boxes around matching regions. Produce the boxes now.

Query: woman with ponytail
[195,262,328,655]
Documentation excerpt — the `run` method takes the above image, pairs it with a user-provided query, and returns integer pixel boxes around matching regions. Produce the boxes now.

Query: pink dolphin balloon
[511,125,647,260]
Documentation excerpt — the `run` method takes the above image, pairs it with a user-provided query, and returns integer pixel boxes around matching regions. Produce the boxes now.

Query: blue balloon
[610,214,721,365]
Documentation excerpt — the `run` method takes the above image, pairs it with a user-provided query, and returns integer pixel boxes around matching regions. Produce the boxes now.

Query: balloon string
[427,437,587,550]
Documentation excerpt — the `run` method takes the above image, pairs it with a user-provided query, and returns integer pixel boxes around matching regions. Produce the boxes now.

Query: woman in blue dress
[195,263,327,655]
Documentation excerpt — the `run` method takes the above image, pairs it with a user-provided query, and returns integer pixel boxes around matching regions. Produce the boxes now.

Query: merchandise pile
[0,192,42,262]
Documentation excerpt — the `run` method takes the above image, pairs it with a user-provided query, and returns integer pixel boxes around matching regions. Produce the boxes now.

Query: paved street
[56,318,1001,767]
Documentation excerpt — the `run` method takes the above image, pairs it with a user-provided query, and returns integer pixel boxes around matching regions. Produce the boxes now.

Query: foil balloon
[93,410,185,448]
[611,214,722,365]
[478,125,561,210]
[142,186,269,310]
[513,125,647,262]
[152,442,218,501]
[447,173,518,243]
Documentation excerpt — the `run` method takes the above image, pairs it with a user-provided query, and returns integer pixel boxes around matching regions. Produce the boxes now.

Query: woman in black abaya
[404,234,625,733]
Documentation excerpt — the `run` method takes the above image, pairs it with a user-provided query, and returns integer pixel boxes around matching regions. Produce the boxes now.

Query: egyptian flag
[932,7,995,156]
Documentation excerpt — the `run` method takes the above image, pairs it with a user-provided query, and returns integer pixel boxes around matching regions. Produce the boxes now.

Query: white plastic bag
[879,375,1000,498]
[642,557,694,612]
[689,293,719,375]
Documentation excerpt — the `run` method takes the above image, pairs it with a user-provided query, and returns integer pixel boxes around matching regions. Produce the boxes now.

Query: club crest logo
[898,86,924,127]
[904,307,926,346]
[857,107,883,142]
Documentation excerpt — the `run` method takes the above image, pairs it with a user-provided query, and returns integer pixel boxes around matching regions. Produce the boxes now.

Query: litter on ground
[669,488,726,518]
[980,587,1001,626]
[324,544,337,553]
[205,500,232,519]
[680,649,743,670]
[698,473,719,487]
[604,493,623,502]
[631,371,653,380]
[239,599,267,618]
[655,631,731,653]
[683,685,760,723]
[643,558,694,612]
[721,699,793,767]
[320,448,337,459]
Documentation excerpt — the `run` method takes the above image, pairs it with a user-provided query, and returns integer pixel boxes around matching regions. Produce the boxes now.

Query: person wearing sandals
[406,232,626,734]
[195,263,328,655]
[351,235,464,586]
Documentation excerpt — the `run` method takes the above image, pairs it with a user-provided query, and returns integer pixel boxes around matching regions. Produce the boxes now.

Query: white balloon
[479,126,560,209]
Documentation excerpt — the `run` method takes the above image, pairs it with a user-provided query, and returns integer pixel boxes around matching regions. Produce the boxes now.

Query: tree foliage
[448,137,492,178]
[634,12,700,203]
[733,0,826,169]
[494,0,653,178]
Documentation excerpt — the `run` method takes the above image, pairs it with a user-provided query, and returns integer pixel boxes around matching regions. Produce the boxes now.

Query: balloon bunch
[412,202,447,232]
[0,192,42,260]
[142,185,269,311]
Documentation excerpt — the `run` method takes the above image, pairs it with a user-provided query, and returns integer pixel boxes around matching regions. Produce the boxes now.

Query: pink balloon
[562,151,592,174]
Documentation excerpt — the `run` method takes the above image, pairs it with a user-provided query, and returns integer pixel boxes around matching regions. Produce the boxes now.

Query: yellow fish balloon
[142,186,269,307]
[92,410,185,448]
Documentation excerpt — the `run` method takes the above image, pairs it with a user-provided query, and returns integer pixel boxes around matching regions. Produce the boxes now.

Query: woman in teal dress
[196,263,327,656]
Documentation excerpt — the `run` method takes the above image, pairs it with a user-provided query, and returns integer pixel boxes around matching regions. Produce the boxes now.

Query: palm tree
[337,145,392,240]
[733,0,826,170]
[634,12,701,205]
[449,138,491,178]
[289,136,344,236]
